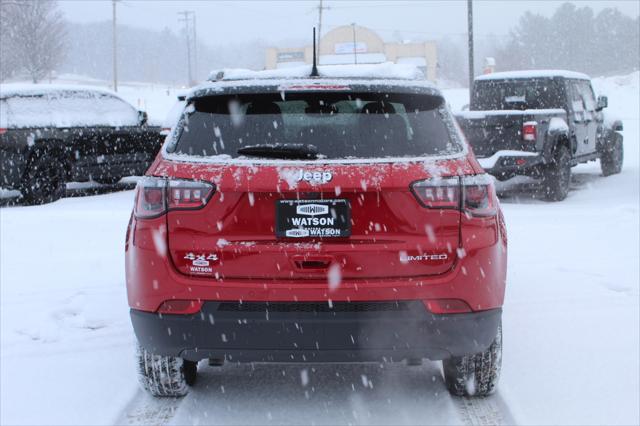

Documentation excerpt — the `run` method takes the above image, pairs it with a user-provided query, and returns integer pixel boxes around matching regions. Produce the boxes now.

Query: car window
[471,79,564,110]
[578,81,596,112]
[168,92,463,159]
[568,81,586,121]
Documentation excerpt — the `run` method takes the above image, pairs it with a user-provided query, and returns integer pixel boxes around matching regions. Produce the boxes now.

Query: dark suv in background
[0,84,163,203]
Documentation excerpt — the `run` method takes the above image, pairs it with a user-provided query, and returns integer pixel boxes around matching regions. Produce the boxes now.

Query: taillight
[410,177,460,209]
[134,177,214,218]
[461,174,497,217]
[522,121,537,142]
[168,180,213,209]
[0,128,7,135]
[411,174,497,217]
[135,177,166,218]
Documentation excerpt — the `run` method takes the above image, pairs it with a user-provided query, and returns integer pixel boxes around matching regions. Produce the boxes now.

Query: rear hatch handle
[292,255,334,271]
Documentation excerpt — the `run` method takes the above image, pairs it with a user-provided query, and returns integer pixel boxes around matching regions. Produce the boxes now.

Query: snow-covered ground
[1,72,638,425]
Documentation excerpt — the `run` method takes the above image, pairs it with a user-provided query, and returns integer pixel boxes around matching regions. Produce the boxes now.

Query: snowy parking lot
[1,73,638,425]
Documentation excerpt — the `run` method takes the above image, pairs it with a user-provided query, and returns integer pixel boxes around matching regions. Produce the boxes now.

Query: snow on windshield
[1,88,139,128]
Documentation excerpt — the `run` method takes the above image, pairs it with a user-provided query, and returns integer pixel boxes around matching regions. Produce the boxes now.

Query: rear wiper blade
[237,144,318,160]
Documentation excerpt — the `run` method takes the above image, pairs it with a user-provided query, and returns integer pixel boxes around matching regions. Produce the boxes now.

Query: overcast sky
[58,0,640,45]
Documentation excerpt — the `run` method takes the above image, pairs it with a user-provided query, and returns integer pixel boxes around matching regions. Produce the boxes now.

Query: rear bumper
[477,150,543,179]
[131,302,502,362]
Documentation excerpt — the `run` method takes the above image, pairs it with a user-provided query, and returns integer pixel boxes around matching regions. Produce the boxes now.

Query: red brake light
[410,177,460,209]
[135,177,166,218]
[462,175,497,217]
[134,177,214,218]
[0,128,7,135]
[522,121,537,142]
[168,180,214,209]
[411,175,497,217]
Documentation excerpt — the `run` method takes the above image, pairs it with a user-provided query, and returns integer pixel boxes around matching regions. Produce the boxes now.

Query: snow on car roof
[0,83,124,100]
[475,69,591,81]
[208,63,426,82]
[194,64,438,99]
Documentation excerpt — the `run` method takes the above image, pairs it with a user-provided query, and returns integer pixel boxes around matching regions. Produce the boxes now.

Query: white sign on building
[334,42,368,54]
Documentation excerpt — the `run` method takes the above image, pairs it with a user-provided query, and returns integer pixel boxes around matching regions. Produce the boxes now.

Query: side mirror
[596,95,608,111]
[138,110,148,126]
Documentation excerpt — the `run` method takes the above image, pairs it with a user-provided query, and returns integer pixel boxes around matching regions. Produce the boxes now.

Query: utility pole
[178,10,196,86]
[351,23,358,65]
[316,0,329,59]
[467,0,474,101]
[193,13,197,81]
[112,0,118,92]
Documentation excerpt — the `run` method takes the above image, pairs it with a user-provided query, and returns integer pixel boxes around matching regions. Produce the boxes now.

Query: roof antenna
[310,27,319,77]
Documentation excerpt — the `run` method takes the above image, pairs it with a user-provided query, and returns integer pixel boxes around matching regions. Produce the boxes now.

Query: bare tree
[0,0,67,83]
[0,1,22,81]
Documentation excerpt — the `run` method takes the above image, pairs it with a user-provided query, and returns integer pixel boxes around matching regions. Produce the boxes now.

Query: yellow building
[265,25,438,81]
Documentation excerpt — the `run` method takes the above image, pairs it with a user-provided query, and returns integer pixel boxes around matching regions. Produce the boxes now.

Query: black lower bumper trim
[130,301,501,362]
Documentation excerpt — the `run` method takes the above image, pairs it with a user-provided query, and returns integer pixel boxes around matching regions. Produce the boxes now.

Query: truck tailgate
[455,109,566,157]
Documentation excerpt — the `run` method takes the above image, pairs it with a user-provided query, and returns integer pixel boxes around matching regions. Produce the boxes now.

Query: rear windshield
[167,92,464,159]
[471,79,565,110]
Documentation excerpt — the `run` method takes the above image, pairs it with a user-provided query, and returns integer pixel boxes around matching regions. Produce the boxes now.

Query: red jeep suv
[125,66,507,398]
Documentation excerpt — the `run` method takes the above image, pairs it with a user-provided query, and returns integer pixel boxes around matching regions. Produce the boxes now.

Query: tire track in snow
[114,389,183,426]
[455,392,516,426]
[114,365,516,426]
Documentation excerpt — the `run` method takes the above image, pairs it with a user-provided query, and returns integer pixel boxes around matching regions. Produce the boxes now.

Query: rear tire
[600,134,623,176]
[20,151,66,205]
[442,323,502,397]
[541,145,571,201]
[136,344,196,397]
